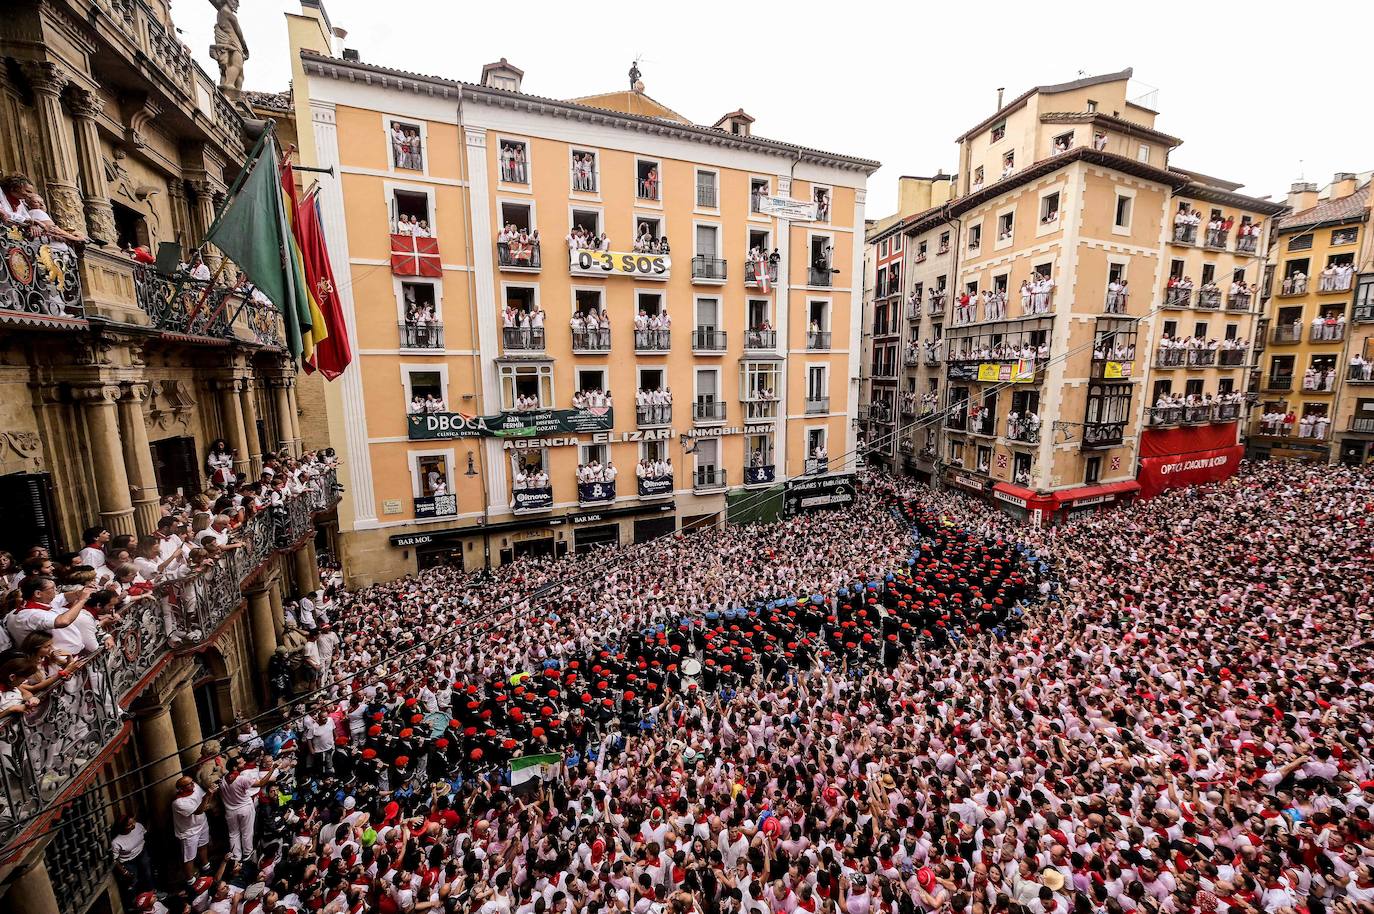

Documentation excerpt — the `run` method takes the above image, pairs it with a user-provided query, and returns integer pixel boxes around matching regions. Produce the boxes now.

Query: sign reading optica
[568,249,670,280]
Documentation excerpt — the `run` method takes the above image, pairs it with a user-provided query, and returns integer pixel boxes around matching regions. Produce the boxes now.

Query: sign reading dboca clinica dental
[408,408,613,440]
[568,249,670,280]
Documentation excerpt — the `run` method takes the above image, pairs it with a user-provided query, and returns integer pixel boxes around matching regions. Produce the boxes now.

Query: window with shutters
[0,472,58,556]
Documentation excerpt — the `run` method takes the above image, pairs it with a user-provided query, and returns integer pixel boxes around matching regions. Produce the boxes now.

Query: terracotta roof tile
[1277,184,1370,232]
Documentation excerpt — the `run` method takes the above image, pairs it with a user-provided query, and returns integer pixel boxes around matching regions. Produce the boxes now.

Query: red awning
[992,482,1035,499]
[1053,479,1141,506]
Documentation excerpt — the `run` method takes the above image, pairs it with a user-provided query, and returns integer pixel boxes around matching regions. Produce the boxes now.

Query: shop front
[1052,480,1141,520]
[990,482,1056,525]
[944,469,990,500]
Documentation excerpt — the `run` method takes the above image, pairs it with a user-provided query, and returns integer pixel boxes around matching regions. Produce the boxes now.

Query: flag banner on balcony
[783,474,856,517]
[295,190,352,379]
[510,752,562,791]
[407,407,614,440]
[638,476,674,498]
[577,481,616,504]
[391,234,442,277]
[511,487,554,513]
[203,137,314,360]
[280,154,326,366]
[568,249,670,279]
[1137,445,1243,499]
[976,360,1036,383]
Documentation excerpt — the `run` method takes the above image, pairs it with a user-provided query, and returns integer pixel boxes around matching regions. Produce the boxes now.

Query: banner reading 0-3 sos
[568,248,671,280]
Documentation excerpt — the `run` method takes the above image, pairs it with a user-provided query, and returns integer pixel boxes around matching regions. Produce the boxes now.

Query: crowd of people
[947,341,1050,366]
[10,460,1374,914]
[1318,263,1356,293]
[499,143,529,185]
[635,389,674,425]
[568,226,613,253]
[1256,408,1333,439]
[571,389,614,410]
[571,311,612,349]
[1149,390,1246,424]
[633,224,671,256]
[574,459,619,485]
[497,225,542,268]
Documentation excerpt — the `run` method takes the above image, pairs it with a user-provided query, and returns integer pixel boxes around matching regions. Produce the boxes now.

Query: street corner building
[858,68,1294,523]
[0,0,340,909]
[278,5,880,584]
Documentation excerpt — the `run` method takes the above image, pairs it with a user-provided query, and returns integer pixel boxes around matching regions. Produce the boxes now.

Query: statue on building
[209,0,249,100]
[628,60,643,92]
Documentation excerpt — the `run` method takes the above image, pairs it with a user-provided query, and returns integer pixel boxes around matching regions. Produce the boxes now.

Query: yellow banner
[569,248,670,279]
[977,360,1036,383]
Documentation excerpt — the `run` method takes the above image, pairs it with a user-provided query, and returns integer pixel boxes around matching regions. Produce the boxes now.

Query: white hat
[343,796,357,810]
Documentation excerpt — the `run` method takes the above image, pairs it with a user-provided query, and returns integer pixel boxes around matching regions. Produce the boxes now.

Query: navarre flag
[509,752,562,790]
[295,190,352,379]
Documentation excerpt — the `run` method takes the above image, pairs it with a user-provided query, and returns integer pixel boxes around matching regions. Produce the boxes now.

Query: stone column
[118,383,161,536]
[169,681,203,768]
[6,858,61,914]
[167,178,193,251]
[66,87,117,246]
[75,384,136,537]
[271,378,293,454]
[247,584,276,679]
[267,573,285,640]
[215,378,250,477]
[188,178,222,272]
[285,380,303,455]
[136,704,183,846]
[293,540,318,597]
[239,378,263,477]
[21,60,83,235]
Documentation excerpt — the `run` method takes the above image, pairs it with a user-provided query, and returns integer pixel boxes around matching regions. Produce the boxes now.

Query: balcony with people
[1195,286,1222,310]
[1226,283,1254,312]
[0,454,340,838]
[741,363,780,420]
[744,256,779,290]
[635,388,673,426]
[1218,339,1250,367]
[808,239,836,287]
[1278,270,1309,297]
[633,304,672,353]
[1272,321,1303,345]
[1007,410,1041,444]
[1017,273,1055,316]
[1091,325,1136,380]
[1310,311,1348,342]
[570,300,612,353]
[496,202,541,272]
[636,455,674,498]
[928,289,946,317]
[1171,204,1201,245]
[1235,219,1263,254]
[744,325,777,351]
[399,319,444,350]
[510,462,553,513]
[1348,354,1374,384]
[575,461,618,506]
[1203,215,1233,251]
[500,295,546,352]
[1163,279,1194,309]
[1104,280,1129,315]
[1317,261,1356,294]
[804,447,830,475]
[1302,361,1338,393]
[0,178,87,323]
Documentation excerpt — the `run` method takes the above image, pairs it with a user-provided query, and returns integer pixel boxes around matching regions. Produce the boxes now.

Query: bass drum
[679,657,702,688]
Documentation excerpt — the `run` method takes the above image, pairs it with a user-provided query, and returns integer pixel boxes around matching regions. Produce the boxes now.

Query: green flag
[204,139,311,358]
[509,752,562,790]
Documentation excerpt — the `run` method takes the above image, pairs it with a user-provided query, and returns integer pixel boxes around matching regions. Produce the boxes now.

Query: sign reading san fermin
[408,408,614,440]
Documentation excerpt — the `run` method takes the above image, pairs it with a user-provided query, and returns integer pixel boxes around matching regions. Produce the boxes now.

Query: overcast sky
[176,0,1373,218]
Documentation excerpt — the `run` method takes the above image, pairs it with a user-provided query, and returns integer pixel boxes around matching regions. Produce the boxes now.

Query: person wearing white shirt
[6,577,93,646]
[78,525,110,571]
[218,752,276,860]
[171,776,213,879]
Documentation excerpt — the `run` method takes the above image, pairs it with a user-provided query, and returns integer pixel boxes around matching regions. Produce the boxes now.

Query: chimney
[996,87,1005,109]
[712,110,755,137]
[342,48,360,62]
[480,58,524,93]
[1287,182,1318,212]
[1330,172,1358,200]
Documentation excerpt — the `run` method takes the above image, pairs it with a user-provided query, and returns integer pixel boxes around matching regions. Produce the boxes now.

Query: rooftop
[299,51,881,173]
[956,68,1135,142]
[1277,182,1371,233]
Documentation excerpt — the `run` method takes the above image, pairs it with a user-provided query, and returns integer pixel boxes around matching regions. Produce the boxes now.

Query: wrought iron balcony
[1272,325,1302,344]
[804,396,830,414]
[1219,349,1248,367]
[497,239,542,272]
[502,326,546,351]
[133,266,232,336]
[0,227,83,321]
[572,328,612,353]
[1226,293,1252,312]
[1266,373,1294,391]
[247,299,285,349]
[806,331,832,350]
[399,320,444,349]
[1203,230,1230,251]
[634,328,671,352]
[1104,290,1128,314]
[691,256,728,283]
[692,400,727,423]
[1311,322,1346,342]
[693,466,727,491]
[1172,224,1199,245]
[1196,290,1222,310]
[804,456,830,475]
[1007,418,1040,443]
[1155,349,1186,368]
[636,403,673,426]
[1147,406,1183,427]
[1081,421,1125,449]
[0,469,339,847]
[691,329,727,353]
[809,267,835,287]
[928,293,946,316]
[1187,349,1217,367]
[1236,235,1259,254]
[744,329,777,350]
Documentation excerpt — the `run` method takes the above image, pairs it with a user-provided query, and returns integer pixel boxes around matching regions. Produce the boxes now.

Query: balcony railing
[634,328,671,352]
[744,329,777,350]
[1104,290,1128,314]
[809,267,834,287]
[1172,224,1199,245]
[497,239,542,271]
[944,408,967,432]
[692,329,727,352]
[1226,293,1252,312]
[924,353,941,367]
[804,456,830,475]
[744,399,778,420]
[743,465,776,486]
[0,228,83,319]
[1008,418,1040,443]
[636,403,673,426]
[744,261,778,288]
[970,414,997,437]
[572,328,612,353]
[246,298,285,349]
[1182,404,1211,424]
[1204,230,1230,251]
[691,256,728,282]
[1311,322,1346,342]
[1147,406,1183,427]
[0,470,339,846]
[804,396,830,414]
[806,330,832,350]
[1351,416,1374,434]
[571,168,598,194]
[1196,290,1222,310]
[1349,365,1374,384]
[1236,235,1259,254]
[400,320,444,349]
[503,326,546,351]
[906,302,921,321]
[692,400,727,422]
[1214,402,1242,421]
[1155,349,1186,368]
[693,467,727,491]
[1188,349,1217,367]
[697,184,718,208]
[1082,421,1126,449]
[928,293,946,316]
[904,351,920,367]
[1356,304,1374,324]
[1318,276,1354,294]
[1163,288,1193,309]
[1267,374,1294,391]
[638,178,660,201]
[133,266,232,336]
[1272,325,1303,344]
[1219,348,1248,366]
